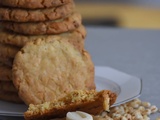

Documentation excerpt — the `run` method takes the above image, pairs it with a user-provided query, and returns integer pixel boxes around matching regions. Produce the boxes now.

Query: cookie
[0,91,23,103]
[0,81,17,92]
[0,0,73,9]
[12,39,95,105]
[0,63,12,81]
[0,43,20,58]
[0,2,75,22]
[0,57,13,67]
[0,25,86,51]
[2,12,81,35]
[24,90,117,120]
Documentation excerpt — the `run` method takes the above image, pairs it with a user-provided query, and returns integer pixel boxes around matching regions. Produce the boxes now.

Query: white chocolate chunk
[66,111,93,120]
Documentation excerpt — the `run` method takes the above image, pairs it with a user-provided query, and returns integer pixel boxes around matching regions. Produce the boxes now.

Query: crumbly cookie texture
[2,12,82,35]
[0,25,86,51]
[0,63,12,81]
[12,39,95,105]
[24,90,117,120]
[0,2,75,22]
[0,0,73,9]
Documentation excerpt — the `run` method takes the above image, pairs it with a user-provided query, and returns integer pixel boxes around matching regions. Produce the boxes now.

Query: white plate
[95,66,142,107]
[0,66,142,117]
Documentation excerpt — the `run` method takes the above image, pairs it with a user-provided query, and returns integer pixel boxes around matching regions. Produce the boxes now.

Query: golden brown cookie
[0,63,12,81]
[2,12,81,35]
[0,2,75,22]
[0,43,20,58]
[0,25,86,52]
[0,0,73,9]
[0,81,17,92]
[0,57,13,67]
[0,90,23,103]
[12,39,95,105]
[24,90,117,120]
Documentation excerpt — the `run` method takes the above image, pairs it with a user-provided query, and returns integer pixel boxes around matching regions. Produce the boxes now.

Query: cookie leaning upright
[12,38,95,105]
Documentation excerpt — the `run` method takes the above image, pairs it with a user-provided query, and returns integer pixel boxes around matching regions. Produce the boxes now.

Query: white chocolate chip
[66,99,158,120]
[66,111,93,120]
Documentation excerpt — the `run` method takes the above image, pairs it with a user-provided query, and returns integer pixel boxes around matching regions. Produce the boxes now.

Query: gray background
[85,26,160,119]
[75,0,160,8]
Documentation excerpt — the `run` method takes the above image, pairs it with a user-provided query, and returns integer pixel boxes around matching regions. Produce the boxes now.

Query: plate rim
[95,66,142,107]
[0,66,142,117]
[112,78,142,107]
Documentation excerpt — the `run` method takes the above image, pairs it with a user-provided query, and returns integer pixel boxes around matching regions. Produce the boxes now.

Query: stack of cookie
[0,0,95,105]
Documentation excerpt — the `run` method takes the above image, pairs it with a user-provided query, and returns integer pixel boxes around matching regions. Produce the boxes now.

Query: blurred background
[74,0,160,29]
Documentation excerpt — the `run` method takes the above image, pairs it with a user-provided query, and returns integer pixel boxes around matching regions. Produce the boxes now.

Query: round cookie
[0,57,13,67]
[12,39,95,105]
[0,0,73,9]
[0,2,75,22]
[0,91,23,103]
[0,43,20,58]
[0,81,17,92]
[2,12,81,35]
[0,63,12,81]
[0,25,86,51]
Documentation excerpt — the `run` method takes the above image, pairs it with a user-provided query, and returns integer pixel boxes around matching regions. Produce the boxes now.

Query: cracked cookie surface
[0,25,86,51]
[0,0,73,9]
[2,13,81,35]
[0,2,75,22]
